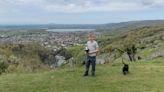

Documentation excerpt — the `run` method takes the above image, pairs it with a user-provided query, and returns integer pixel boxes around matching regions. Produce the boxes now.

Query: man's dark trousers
[85,56,96,76]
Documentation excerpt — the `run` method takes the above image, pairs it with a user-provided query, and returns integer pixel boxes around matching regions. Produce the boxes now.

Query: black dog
[122,64,129,75]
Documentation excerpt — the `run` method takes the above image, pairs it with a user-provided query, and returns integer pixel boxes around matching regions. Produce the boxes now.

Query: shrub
[0,55,8,74]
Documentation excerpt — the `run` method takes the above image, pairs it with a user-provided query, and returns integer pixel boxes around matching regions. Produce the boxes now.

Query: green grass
[0,58,164,92]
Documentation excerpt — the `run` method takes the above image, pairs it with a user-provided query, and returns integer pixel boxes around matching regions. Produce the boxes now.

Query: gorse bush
[0,55,8,74]
[0,42,59,74]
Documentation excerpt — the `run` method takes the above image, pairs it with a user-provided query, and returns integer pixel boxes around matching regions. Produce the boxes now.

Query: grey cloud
[0,0,164,13]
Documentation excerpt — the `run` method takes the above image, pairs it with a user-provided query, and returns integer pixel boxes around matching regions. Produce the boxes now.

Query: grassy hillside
[0,58,164,92]
[67,25,164,64]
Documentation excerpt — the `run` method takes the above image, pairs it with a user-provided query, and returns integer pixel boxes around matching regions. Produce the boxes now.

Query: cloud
[0,0,164,13]
[41,0,164,12]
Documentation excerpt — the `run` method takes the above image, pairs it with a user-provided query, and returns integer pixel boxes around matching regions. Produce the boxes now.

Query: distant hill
[0,24,98,30]
[1,20,164,31]
[96,20,164,32]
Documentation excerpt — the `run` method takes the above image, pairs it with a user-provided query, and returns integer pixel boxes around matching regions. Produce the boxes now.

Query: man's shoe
[83,74,88,76]
[84,71,88,76]
[92,72,95,77]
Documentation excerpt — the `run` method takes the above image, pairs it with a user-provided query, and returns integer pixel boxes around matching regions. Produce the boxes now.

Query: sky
[0,0,164,24]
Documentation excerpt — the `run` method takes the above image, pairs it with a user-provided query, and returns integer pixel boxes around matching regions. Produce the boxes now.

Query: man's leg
[91,56,96,76]
[84,59,90,76]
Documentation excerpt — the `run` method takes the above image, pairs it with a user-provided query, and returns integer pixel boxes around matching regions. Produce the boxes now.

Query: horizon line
[0,19,164,26]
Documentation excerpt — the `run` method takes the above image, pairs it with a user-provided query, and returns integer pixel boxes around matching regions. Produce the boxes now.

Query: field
[0,58,164,92]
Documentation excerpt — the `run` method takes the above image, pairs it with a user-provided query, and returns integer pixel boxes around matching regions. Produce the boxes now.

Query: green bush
[0,42,57,73]
[0,55,8,74]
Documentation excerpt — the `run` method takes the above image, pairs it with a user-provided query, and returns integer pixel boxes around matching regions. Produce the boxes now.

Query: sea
[46,29,95,32]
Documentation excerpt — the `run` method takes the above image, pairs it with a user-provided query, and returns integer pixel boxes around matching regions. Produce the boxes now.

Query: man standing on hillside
[84,33,99,77]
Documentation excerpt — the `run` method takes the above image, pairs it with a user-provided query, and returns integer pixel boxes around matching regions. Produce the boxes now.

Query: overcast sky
[0,0,164,24]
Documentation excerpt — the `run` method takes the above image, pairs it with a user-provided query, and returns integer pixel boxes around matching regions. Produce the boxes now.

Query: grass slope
[0,58,164,92]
